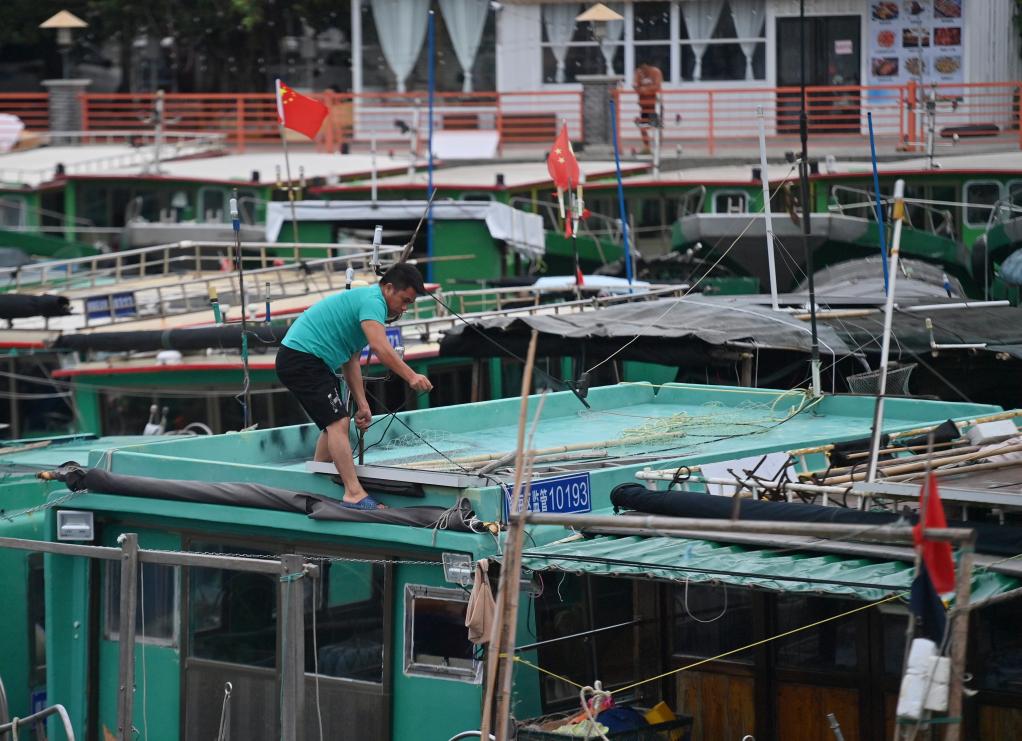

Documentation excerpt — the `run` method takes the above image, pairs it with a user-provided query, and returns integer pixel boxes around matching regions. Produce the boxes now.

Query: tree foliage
[1,0,352,92]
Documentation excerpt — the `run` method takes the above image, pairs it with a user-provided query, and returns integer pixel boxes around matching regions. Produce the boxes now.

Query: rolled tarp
[45,464,474,529]
[51,324,286,353]
[0,293,71,320]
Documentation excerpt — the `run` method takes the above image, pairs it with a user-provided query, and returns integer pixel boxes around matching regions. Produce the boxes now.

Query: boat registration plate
[503,472,592,519]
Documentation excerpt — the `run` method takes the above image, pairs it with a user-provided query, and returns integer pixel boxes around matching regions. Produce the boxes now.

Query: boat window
[189,545,277,667]
[311,560,386,682]
[775,595,860,672]
[460,192,495,202]
[1008,181,1022,210]
[0,195,26,228]
[879,605,908,676]
[713,191,748,214]
[403,584,480,683]
[928,184,959,238]
[963,181,1003,228]
[671,582,754,665]
[197,188,227,223]
[105,561,180,646]
[972,598,1022,694]
[27,553,46,687]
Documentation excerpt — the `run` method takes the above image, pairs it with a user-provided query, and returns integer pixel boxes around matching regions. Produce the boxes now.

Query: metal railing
[613,80,1022,155]
[0,531,317,741]
[78,90,585,153]
[828,184,956,238]
[0,131,225,185]
[0,93,50,131]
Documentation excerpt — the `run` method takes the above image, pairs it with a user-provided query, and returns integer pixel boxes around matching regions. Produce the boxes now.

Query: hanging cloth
[544,4,580,84]
[370,0,430,92]
[598,4,625,76]
[439,0,490,92]
[729,0,764,81]
[679,0,724,81]
[465,558,496,645]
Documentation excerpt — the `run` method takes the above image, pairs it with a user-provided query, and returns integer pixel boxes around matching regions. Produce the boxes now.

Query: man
[276,263,432,509]
[633,61,663,152]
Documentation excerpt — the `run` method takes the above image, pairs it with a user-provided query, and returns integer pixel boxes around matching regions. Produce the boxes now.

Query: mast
[799,0,822,397]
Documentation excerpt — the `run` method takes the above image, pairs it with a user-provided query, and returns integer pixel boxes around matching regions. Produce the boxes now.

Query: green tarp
[520,535,1019,604]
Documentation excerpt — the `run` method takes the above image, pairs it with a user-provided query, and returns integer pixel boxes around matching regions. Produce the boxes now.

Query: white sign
[867,0,964,86]
[835,40,853,55]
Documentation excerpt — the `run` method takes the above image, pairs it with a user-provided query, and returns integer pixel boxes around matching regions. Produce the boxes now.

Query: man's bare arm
[362,320,433,391]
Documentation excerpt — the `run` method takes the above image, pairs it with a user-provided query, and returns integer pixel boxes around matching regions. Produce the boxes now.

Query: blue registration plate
[503,472,592,520]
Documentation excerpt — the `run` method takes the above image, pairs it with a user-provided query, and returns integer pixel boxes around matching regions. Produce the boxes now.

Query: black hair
[380,263,426,294]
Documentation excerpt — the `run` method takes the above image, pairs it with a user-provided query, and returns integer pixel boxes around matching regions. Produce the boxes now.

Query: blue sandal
[341,495,384,510]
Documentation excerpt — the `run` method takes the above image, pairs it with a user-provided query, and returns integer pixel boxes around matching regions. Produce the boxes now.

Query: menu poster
[868,0,963,85]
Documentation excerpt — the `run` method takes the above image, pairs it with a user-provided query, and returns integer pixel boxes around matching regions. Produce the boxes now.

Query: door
[776,16,861,134]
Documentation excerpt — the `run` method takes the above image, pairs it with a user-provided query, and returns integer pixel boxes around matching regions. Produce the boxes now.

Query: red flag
[546,123,580,191]
[275,79,328,139]
[576,267,585,286]
[913,474,956,593]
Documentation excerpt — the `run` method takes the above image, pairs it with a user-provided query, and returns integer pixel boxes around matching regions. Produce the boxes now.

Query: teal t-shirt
[282,285,388,370]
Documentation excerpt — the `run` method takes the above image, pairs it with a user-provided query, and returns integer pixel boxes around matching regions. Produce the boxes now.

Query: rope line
[505,592,902,694]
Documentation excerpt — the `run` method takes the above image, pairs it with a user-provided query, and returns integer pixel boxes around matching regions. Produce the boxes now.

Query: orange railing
[0,93,50,131]
[41,82,1022,155]
[614,81,1022,156]
[78,90,584,153]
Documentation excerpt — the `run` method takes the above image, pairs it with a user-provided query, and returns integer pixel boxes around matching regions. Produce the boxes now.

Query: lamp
[39,10,89,79]
[576,3,623,75]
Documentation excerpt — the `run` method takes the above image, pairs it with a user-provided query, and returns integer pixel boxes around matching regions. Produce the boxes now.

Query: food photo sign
[868,0,963,86]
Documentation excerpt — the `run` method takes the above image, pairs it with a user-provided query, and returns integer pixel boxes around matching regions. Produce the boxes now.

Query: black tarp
[610,483,1022,557]
[49,464,474,529]
[52,324,286,353]
[0,294,71,320]
[439,293,1022,364]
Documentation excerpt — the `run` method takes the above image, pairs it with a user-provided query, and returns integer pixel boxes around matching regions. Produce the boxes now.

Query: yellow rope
[504,592,903,695]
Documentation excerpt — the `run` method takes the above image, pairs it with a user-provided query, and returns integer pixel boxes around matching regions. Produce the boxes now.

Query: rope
[506,592,902,695]
[215,683,232,741]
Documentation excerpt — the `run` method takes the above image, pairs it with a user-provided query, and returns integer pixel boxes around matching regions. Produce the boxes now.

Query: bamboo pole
[821,442,1022,485]
[946,542,976,741]
[802,444,982,480]
[480,330,539,741]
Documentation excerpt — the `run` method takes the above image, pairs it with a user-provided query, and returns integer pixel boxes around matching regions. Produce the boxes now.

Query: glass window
[973,599,1022,693]
[774,595,859,672]
[1008,181,1022,210]
[106,561,179,646]
[672,582,755,664]
[189,545,277,667]
[310,560,386,682]
[542,4,625,84]
[964,181,1003,227]
[0,196,26,228]
[198,188,227,223]
[680,0,765,82]
[714,191,748,214]
[403,584,480,682]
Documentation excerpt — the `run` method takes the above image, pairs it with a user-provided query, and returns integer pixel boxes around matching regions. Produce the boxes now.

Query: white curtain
[729,0,764,81]
[439,0,490,92]
[371,0,430,92]
[680,0,725,82]
[599,4,625,76]
[543,4,579,84]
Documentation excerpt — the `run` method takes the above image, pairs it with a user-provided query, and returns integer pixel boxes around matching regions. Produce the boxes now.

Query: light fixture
[57,510,94,541]
[576,3,623,43]
[39,10,88,79]
[441,552,473,586]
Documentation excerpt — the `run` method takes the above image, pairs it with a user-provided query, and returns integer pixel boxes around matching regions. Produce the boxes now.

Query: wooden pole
[280,554,306,741]
[480,330,539,741]
[945,541,975,741]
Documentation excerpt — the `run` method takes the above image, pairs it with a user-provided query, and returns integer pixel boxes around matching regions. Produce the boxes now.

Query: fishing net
[846,363,916,396]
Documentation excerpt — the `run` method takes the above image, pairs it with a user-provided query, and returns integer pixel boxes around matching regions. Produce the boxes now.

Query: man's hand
[354,404,372,431]
[408,373,433,392]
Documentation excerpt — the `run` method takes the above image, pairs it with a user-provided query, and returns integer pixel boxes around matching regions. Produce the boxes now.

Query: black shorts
[276,345,350,430]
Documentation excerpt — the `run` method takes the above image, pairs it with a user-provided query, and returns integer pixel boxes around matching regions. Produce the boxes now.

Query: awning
[520,534,1019,604]
[265,199,546,260]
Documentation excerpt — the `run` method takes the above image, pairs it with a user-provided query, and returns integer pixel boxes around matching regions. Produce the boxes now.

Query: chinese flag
[275,79,328,139]
[913,473,956,593]
[546,123,580,190]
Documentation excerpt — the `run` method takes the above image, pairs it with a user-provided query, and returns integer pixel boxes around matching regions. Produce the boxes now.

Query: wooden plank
[675,671,755,741]
[777,683,859,741]
[979,704,1022,740]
